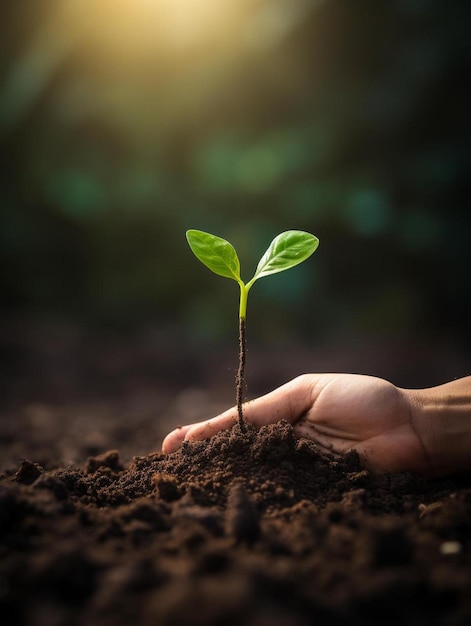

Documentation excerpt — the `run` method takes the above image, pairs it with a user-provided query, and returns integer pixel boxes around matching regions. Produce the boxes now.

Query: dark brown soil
[2,420,471,626]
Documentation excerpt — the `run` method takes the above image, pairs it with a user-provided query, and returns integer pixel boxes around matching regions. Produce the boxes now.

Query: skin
[162,373,471,477]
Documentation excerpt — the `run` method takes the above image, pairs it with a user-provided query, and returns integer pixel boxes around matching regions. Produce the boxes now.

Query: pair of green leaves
[186,229,319,319]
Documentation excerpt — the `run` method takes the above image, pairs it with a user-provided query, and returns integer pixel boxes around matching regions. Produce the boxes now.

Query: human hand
[162,373,432,475]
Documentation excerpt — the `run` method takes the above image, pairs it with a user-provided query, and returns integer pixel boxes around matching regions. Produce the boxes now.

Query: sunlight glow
[67,0,247,58]
[16,0,319,78]
[2,0,318,131]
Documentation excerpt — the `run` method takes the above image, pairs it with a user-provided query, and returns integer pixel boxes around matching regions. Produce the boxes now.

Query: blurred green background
[1,0,470,399]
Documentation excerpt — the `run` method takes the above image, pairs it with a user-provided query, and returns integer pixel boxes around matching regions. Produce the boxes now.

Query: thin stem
[236,316,247,433]
[238,282,248,320]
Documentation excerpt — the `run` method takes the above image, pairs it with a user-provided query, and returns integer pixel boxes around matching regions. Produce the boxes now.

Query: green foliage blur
[1,0,469,347]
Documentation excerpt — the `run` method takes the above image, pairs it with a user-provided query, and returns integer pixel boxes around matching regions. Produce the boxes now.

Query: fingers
[162,375,316,453]
[161,424,197,454]
[179,408,238,446]
[162,410,243,454]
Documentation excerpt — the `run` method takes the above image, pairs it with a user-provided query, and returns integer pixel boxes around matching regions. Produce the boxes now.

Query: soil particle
[85,450,123,475]
[226,481,260,545]
[153,473,181,502]
[13,459,44,485]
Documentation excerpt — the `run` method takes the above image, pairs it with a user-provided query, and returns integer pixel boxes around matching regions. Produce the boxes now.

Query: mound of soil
[1,421,471,626]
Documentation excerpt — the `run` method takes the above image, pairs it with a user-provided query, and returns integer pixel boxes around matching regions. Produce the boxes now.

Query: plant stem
[236,316,247,433]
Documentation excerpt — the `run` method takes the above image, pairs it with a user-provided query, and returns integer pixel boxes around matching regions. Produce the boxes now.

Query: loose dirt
[2,420,471,626]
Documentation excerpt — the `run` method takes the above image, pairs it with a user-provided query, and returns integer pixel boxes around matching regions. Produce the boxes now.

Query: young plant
[186,229,319,432]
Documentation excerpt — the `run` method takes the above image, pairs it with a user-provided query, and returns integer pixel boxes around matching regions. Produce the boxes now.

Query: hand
[162,373,432,475]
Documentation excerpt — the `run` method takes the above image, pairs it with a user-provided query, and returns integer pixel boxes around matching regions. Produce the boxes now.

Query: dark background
[1,0,470,430]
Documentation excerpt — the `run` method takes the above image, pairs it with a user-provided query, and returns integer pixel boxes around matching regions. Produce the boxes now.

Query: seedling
[186,229,319,432]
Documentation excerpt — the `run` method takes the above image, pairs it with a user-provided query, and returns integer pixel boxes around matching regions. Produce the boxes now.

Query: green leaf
[186,229,242,283]
[249,230,319,285]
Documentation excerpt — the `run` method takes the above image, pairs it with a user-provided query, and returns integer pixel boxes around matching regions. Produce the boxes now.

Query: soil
[1,319,471,625]
[2,419,471,626]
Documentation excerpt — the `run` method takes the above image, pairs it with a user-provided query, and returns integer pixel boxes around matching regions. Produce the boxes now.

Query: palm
[293,374,428,473]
